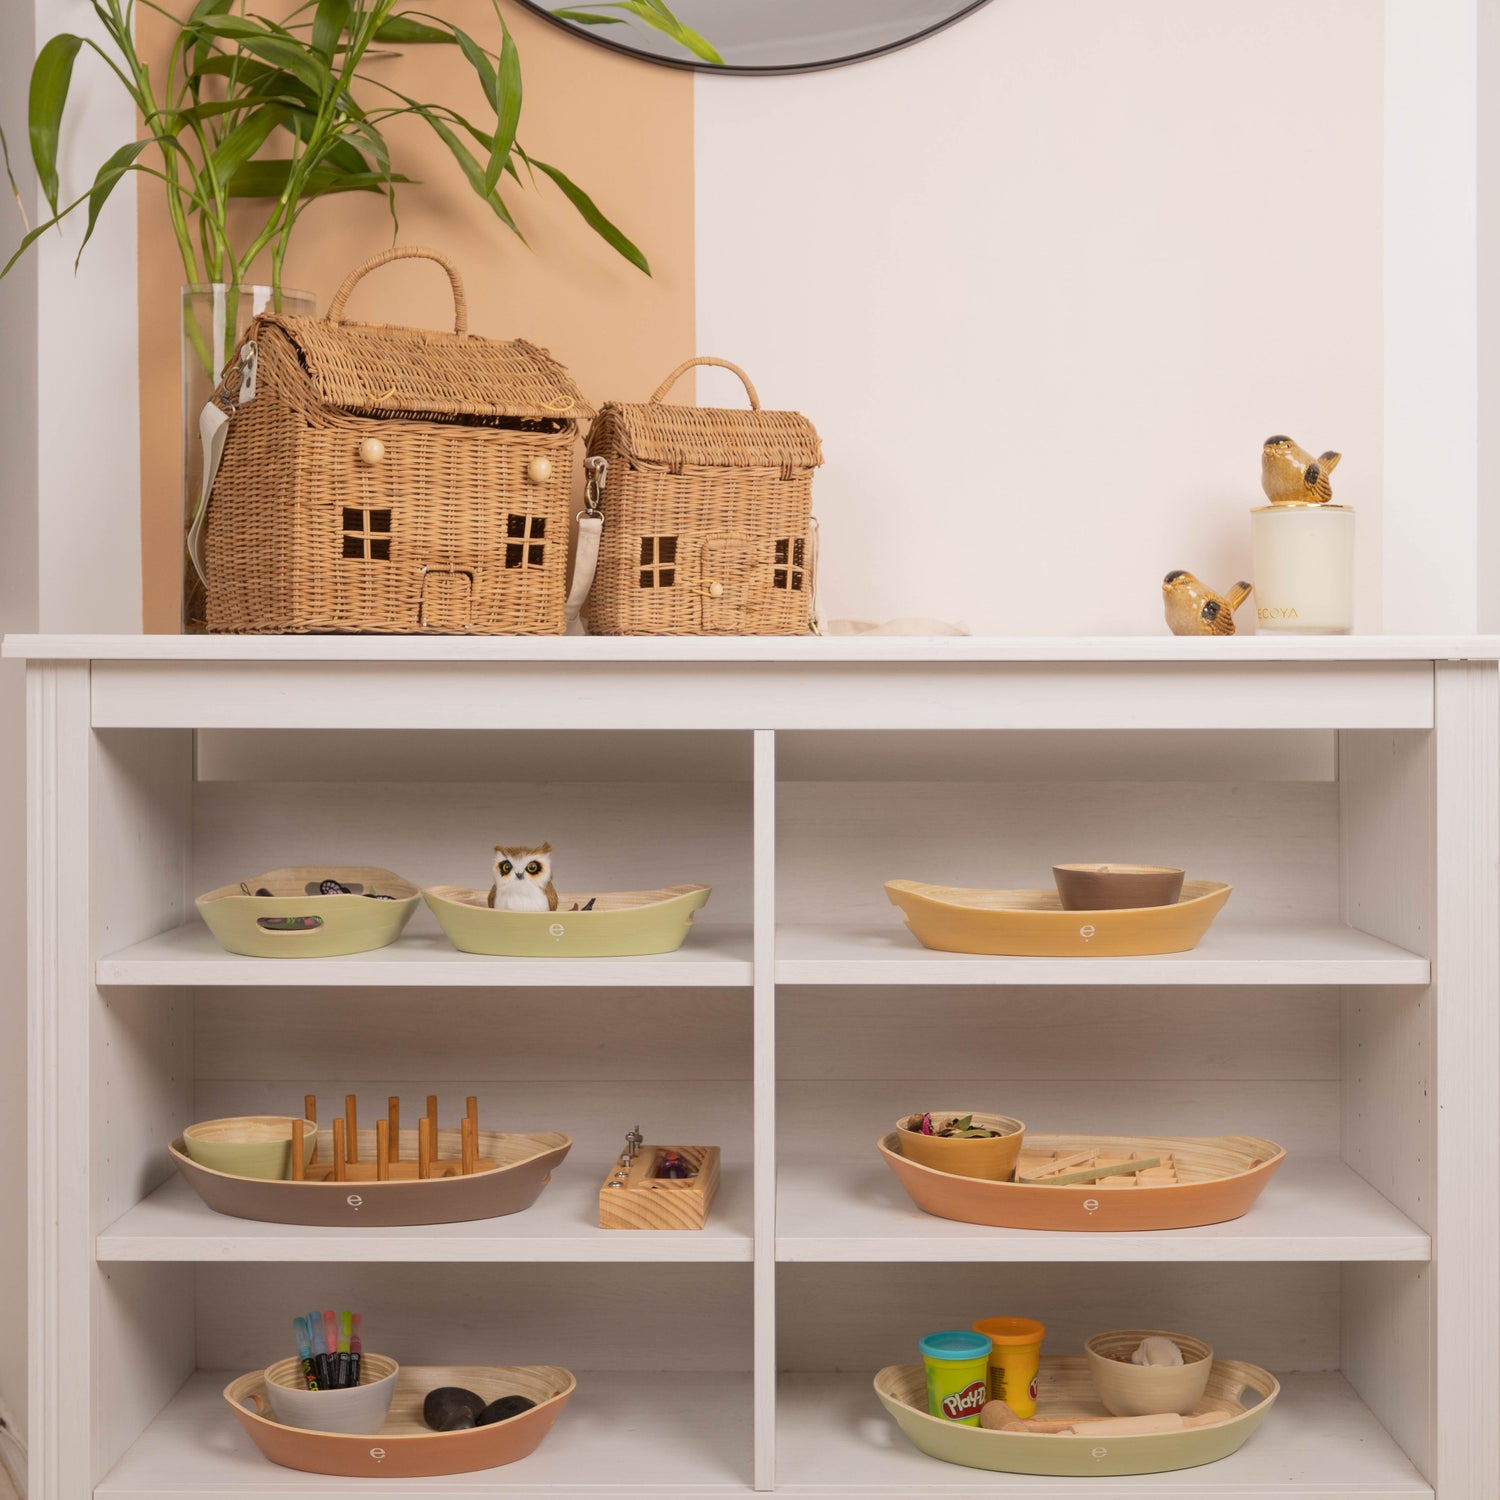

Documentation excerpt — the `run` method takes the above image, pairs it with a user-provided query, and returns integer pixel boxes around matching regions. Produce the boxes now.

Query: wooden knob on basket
[527,457,552,483]
[707,580,724,598]
[359,437,385,466]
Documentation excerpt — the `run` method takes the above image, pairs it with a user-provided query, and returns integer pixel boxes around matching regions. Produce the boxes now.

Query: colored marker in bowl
[350,1313,362,1388]
[337,1310,352,1389]
[323,1311,338,1387]
[293,1316,319,1390]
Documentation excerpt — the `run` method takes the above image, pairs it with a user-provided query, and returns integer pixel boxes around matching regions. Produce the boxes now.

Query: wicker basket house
[583,358,822,635]
[198,247,591,634]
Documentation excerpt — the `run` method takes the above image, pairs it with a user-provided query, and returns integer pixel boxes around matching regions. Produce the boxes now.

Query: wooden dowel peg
[427,1094,438,1141]
[290,1119,305,1182]
[345,1094,358,1163]
[305,1095,319,1164]
[332,1117,347,1182]
[388,1096,400,1163]
[467,1095,479,1135]
[418,1116,432,1180]
[376,1119,390,1181]
[461,1114,476,1176]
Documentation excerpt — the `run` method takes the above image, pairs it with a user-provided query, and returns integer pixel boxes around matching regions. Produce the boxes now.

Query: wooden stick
[345,1094,359,1163]
[388,1097,400,1163]
[332,1117,347,1182]
[467,1095,479,1137]
[290,1120,305,1182]
[418,1116,432,1180]
[376,1119,389,1182]
[461,1114,476,1176]
[427,1094,438,1145]
[305,1095,318,1164]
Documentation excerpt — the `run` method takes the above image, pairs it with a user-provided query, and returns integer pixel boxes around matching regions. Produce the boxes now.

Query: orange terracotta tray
[172,1127,570,1226]
[878,1132,1285,1232]
[885,879,1232,956]
[225,1364,574,1477]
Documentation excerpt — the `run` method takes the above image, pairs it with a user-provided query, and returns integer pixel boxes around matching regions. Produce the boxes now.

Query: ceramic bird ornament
[487,842,559,912]
[1162,571,1253,636]
[1262,435,1341,505]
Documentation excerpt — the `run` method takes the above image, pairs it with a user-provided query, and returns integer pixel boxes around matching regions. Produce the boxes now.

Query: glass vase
[181,283,314,631]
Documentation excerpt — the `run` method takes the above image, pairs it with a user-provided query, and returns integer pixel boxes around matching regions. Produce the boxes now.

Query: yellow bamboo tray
[424,884,710,957]
[879,1132,1285,1232]
[197,867,420,958]
[226,1363,574,1477]
[874,1356,1278,1477]
[885,878,1232,956]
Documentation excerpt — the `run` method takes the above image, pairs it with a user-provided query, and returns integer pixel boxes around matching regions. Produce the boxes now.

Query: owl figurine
[1262,435,1341,505]
[1162,571,1254,636]
[487,843,559,912]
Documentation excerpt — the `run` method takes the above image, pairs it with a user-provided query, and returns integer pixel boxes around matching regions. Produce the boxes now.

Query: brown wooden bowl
[894,1113,1026,1182]
[1084,1330,1213,1415]
[1052,864,1185,911]
[171,1127,570,1226]
[225,1363,574,1477]
[877,1132,1285,1232]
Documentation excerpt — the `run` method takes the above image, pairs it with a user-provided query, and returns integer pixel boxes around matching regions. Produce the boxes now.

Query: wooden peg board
[598,1144,720,1230]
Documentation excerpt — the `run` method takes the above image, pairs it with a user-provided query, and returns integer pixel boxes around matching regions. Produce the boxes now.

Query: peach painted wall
[136,1,695,632]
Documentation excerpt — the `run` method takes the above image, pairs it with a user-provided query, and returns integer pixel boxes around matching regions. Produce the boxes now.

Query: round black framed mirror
[514,1,995,75]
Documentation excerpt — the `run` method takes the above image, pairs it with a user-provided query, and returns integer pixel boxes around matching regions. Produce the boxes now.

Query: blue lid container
[919,1330,992,1362]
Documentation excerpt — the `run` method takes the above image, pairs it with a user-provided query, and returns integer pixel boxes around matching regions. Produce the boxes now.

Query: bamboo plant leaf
[209,104,290,189]
[523,151,649,273]
[409,105,523,238]
[550,11,628,24]
[310,0,352,63]
[566,1,723,64]
[485,22,522,194]
[75,138,168,262]
[189,18,329,91]
[225,159,412,196]
[28,33,84,214]
[0,126,28,230]
[371,16,454,43]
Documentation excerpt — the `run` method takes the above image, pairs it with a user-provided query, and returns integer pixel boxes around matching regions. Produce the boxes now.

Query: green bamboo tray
[423,884,710,957]
[874,1355,1279,1477]
[196,867,420,958]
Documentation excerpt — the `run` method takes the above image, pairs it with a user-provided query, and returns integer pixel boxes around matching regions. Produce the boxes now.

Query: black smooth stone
[476,1394,538,1426]
[422,1386,486,1432]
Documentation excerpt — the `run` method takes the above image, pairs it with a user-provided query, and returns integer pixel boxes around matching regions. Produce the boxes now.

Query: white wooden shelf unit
[9,636,1498,1499]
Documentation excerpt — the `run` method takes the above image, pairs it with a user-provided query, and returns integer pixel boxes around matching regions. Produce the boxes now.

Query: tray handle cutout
[256,915,326,933]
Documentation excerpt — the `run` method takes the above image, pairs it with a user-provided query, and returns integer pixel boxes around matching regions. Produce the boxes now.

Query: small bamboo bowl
[182,1116,318,1180]
[1085,1330,1213,1416]
[894,1113,1026,1182]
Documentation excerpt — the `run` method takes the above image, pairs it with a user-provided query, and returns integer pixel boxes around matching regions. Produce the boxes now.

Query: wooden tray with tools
[885,879,1232,956]
[598,1127,720,1230]
[173,1094,570,1226]
[879,1132,1285,1232]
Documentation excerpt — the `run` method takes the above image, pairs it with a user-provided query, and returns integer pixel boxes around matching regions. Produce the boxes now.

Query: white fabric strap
[566,513,604,634]
[188,401,231,587]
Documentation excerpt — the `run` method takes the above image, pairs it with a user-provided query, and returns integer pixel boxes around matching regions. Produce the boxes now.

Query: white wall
[696,0,1386,635]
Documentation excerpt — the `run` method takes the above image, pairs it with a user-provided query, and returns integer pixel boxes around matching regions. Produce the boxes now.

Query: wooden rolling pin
[980,1401,1230,1435]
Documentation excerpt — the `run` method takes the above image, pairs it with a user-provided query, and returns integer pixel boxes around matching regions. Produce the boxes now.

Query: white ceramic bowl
[260,1353,399,1434]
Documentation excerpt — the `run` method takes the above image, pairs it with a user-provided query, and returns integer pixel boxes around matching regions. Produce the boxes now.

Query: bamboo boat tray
[424,883,710,957]
[226,1363,575,1478]
[885,878,1231,956]
[172,1127,571,1226]
[874,1356,1278,1477]
[197,867,420,958]
[879,1133,1285,1231]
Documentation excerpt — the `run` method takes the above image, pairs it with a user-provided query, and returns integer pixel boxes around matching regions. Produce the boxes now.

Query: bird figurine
[1162,571,1254,636]
[1261,435,1341,505]
[487,842,559,912]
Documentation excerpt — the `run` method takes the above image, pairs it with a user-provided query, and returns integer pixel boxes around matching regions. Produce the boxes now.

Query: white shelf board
[774,1371,1430,1497]
[98,1370,752,1497]
[97,1171,752,1264]
[776,1156,1429,1262]
[96,922,754,987]
[776,922,1430,986]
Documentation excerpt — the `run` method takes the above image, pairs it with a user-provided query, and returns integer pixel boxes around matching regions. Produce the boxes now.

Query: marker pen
[323,1311,339,1389]
[349,1313,362,1388]
[294,1316,319,1390]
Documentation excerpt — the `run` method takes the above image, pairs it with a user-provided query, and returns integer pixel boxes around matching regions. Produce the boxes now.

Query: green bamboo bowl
[874,1355,1278,1477]
[423,884,710,958]
[183,1116,319,1180]
[196,867,419,959]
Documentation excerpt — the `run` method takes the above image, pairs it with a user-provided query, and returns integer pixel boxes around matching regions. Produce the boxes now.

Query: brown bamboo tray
[226,1363,574,1477]
[874,1356,1278,1476]
[196,866,420,958]
[885,878,1232,957]
[172,1126,570,1226]
[878,1132,1285,1231]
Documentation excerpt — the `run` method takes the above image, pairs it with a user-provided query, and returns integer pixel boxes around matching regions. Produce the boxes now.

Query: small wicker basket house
[198,247,591,634]
[583,358,822,635]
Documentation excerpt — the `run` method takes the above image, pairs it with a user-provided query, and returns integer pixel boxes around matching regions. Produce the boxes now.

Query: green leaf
[0,125,27,231]
[371,16,454,43]
[525,152,649,273]
[209,105,289,189]
[616,0,723,65]
[550,10,627,24]
[28,33,84,214]
[311,0,352,63]
[75,138,158,262]
[225,159,412,197]
[485,22,521,194]
[190,18,329,92]
[411,106,523,238]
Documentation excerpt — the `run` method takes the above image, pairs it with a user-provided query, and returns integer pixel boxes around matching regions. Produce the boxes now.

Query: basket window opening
[774,537,805,591]
[639,535,678,589]
[505,513,547,569]
[341,506,392,561]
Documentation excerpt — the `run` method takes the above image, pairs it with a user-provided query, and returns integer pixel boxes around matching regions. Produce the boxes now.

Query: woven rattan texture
[204,321,576,635]
[585,360,822,636]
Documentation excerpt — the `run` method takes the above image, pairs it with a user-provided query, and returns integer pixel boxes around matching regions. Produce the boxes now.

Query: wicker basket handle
[651,356,760,410]
[325,246,468,335]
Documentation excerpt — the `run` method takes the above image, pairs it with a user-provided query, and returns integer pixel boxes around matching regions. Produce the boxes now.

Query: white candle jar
[1250,504,1354,634]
